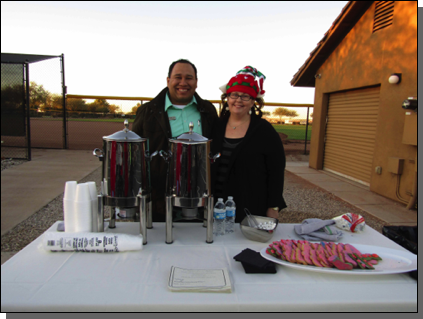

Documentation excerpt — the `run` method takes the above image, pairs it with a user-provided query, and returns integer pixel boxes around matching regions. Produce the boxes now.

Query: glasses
[228,93,253,101]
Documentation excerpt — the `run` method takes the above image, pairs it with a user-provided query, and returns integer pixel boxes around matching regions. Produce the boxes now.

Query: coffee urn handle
[145,150,158,161]
[159,150,172,162]
[93,148,104,161]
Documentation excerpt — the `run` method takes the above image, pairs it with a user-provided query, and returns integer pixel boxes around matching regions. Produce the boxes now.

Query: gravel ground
[1,159,388,252]
[1,158,27,171]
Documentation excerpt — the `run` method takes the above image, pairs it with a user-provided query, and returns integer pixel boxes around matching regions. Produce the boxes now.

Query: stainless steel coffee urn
[160,122,220,244]
[93,120,157,244]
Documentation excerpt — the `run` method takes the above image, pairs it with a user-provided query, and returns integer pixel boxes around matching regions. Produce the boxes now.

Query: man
[132,59,218,222]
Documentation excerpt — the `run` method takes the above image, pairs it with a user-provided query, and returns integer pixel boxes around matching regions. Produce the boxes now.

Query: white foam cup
[63,181,77,232]
[63,199,76,232]
[86,182,99,232]
[74,183,93,232]
[75,183,91,202]
[86,182,97,200]
[74,200,93,232]
[64,181,77,200]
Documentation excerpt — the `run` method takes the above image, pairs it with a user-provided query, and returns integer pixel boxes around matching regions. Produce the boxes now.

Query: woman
[212,66,287,223]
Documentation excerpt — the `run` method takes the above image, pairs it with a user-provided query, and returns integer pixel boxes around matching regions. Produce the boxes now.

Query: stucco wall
[309,1,417,204]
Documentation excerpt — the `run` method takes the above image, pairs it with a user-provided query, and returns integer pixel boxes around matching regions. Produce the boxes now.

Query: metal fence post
[25,62,32,161]
[304,106,310,155]
[61,54,67,149]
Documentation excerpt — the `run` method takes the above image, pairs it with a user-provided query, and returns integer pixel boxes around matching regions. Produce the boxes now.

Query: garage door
[323,87,380,186]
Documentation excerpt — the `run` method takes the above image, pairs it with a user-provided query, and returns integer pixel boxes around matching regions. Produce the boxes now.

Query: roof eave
[291,1,374,88]
[1,53,61,64]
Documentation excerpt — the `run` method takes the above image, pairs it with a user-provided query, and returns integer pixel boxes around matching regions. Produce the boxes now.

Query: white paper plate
[260,244,417,275]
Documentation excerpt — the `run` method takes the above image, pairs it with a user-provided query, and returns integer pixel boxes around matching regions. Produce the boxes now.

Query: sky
[1,1,350,117]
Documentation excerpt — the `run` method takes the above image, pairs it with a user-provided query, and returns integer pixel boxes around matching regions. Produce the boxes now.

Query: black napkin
[233,248,277,274]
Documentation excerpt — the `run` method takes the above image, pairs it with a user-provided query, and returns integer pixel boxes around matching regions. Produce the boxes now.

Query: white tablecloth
[1,221,417,312]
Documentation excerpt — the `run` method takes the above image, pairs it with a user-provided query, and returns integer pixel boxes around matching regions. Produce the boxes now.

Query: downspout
[406,155,417,210]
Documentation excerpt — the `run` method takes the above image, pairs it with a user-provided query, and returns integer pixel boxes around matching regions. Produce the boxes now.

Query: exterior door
[323,86,380,186]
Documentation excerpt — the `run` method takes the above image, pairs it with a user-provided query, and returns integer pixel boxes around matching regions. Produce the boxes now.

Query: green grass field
[272,124,312,140]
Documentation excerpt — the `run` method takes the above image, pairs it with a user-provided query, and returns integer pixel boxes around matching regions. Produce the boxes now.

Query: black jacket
[132,87,218,221]
[211,115,287,223]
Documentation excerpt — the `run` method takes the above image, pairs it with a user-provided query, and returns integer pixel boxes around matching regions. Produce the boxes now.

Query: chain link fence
[1,63,27,159]
[28,57,65,150]
[1,54,64,160]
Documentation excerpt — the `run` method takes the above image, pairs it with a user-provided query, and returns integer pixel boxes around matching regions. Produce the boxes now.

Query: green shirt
[165,93,202,138]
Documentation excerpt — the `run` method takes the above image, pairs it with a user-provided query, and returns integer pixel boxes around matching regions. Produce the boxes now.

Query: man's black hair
[168,59,198,79]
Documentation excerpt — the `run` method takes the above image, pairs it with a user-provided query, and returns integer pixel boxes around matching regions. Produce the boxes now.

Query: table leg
[206,196,214,244]
[166,195,173,244]
[138,194,147,245]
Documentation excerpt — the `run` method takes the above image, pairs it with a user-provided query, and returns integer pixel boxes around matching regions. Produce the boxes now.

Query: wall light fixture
[389,73,402,84]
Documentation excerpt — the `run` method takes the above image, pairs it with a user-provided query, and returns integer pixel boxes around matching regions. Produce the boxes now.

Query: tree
[88,99,109,113]
[67,98,87,113]
[286,110,299,119]
[108,104,121,114]
[273,107,290,123]
[29,81,50,111]
[129,103,141,115]
[262,110,271,116]
[50,94,63,110]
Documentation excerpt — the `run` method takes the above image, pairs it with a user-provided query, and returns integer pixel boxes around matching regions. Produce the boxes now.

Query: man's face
[167,63,198,105]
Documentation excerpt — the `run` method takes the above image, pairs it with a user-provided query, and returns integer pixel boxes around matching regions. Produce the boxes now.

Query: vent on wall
[373,1,395,33]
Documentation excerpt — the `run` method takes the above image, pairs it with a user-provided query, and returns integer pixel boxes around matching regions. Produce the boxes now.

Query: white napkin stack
[63,181,97,233]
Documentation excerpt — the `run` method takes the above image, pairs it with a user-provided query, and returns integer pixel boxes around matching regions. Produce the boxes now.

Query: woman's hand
[266,208,279,219]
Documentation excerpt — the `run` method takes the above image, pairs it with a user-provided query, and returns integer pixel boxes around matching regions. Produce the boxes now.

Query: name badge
[169,116,176,121]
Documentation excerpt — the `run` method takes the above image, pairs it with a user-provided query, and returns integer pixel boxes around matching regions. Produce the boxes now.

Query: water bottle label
[226,208,235,217]
[214,210,226,219]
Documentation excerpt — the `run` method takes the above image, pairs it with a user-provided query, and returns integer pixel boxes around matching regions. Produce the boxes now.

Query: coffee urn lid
[103,120,146,142]
[173,122,208,143]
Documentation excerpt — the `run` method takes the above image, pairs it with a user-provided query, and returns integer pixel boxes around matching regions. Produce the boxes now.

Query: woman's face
[227,91,255,117]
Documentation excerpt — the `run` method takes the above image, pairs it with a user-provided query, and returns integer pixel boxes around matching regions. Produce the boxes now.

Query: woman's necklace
[228,118,250,130]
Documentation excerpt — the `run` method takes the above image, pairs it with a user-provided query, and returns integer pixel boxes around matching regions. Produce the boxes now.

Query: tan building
[291,1,417,208]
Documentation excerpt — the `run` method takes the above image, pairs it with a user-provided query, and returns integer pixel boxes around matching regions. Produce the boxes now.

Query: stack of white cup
[74,183,93,232]
[63,181,77,232]
[63,181,97,233]
[85,181,99,232]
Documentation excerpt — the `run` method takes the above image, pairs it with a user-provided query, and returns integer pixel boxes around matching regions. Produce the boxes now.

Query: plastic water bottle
[225,196,236,234]
[213,198,226,236]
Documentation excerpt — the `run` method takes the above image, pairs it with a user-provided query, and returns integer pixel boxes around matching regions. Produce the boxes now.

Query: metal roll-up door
[324,87,380,186]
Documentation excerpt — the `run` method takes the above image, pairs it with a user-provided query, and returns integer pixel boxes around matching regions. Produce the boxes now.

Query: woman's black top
[211,115,287,223]
[214,137,243,198]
